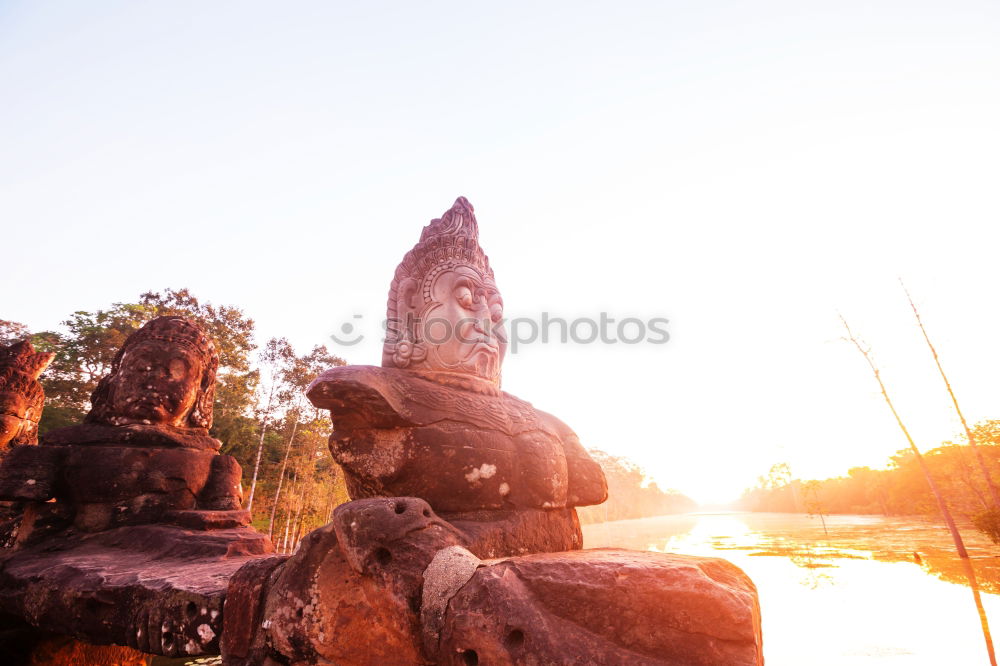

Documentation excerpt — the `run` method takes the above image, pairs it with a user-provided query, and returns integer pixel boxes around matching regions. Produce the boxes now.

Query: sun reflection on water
[583,512,1000,666]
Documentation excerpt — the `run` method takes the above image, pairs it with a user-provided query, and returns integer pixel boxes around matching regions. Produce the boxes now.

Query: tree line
[577,450,695,524]
[2,288,689,551]
[740,420,1000,523]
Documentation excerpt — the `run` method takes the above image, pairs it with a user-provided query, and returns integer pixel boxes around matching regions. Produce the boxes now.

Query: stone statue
[307,197,607,556]
[0,339,54,450]
[9,316,245,532]
[0,340,55,555]
[0,317,271,659]
[223,198,763,665]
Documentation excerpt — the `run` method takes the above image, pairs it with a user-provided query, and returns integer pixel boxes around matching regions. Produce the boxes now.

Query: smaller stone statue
[0,317,241,521]
[0,317,271,659]
[0,339,54,450]
[0,340,56,552]
[3,316,245,533]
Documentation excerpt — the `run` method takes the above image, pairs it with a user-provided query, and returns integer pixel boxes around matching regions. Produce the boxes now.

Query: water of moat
[583,512,1000,666]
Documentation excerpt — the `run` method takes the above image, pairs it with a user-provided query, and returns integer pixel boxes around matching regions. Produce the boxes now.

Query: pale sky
[3,1,999,504]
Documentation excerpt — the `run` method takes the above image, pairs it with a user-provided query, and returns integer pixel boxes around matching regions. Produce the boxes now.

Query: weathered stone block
[442,506,582,558]
[59,446,216,505]
[42,422,222,452]
[436,549,764,666]
[0,524,273,658]
[231,497,464,665]
[165,509,250,530]
[198,454,243,510]
[0,444,61,501]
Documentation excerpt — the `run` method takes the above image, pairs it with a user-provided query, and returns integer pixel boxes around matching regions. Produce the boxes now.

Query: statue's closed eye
[456,286,474,309]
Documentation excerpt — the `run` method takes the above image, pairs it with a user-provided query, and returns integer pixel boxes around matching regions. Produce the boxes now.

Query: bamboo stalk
[246,382,277,514]
[842,315,996,666]
[902,282,1000,507]
[280,469,298,553]
[289,480,307,552]
[268,412,300,539]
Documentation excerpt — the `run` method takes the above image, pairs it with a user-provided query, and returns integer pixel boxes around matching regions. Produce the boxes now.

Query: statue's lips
[469,340,500,355]
[127,396,175,415]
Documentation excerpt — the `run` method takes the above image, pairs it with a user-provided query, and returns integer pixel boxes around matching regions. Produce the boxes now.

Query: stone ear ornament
[390,333,427,369]
[189,351,219,429]
[387,277,428,370]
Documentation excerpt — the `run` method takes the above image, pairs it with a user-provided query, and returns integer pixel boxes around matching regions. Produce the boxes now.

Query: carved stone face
[0,341,52,448]
[0,407,24,450]
[413,264,506,383]
[0,391,42,448]
[0,391,30,448]
[104,340,203,427]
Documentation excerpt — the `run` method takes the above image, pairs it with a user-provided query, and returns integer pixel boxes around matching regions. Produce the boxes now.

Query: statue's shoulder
[309,367,539,435]
[528,407,578,441]
[307,365,400,397]
[307,365,412,428]
[308,365,486,428]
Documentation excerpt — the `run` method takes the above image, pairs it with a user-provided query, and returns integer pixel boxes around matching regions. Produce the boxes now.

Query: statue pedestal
[0,523,272,658]
[0,423,269,659]
[221,497,763,666]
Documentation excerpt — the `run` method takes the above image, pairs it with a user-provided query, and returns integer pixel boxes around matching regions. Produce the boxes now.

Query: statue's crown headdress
[418,196,482,244]
[122,316,217,362]
[387,197,492,317]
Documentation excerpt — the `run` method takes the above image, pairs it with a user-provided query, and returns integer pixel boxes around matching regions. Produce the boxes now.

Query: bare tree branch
[841,314,996,666]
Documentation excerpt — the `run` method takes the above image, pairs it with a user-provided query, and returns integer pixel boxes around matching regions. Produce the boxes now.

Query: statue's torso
[308,366,607,514]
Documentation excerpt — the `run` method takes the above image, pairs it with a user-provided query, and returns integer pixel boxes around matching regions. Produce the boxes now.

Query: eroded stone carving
[0,317,272,659]
[307,197,607,557]
[87,315,218,429]
[224,497,461,665]
[230,197,763,665]
[0,339,54,450]
[0,339,54,552]
[0,316,244,533]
